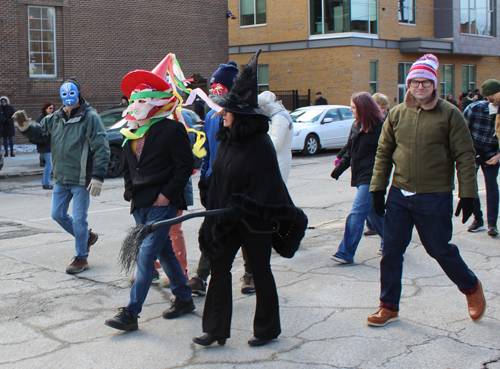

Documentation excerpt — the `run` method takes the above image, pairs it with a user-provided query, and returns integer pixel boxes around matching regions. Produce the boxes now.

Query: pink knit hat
[406,54,439,89]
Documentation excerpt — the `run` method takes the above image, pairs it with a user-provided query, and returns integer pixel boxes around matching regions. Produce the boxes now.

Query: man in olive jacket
[367,54,486,327]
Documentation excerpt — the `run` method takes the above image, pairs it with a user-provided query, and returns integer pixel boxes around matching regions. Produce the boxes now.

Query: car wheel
[303,134,320,156]
[107,146,123,178]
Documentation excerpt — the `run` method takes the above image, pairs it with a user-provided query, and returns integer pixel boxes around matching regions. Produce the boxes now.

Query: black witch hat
[212,50,268,116]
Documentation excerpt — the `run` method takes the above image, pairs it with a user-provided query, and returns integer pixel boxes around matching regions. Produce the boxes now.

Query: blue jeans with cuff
[42,153,52,186]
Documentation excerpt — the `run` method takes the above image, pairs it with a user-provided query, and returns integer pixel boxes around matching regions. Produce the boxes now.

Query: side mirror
[322,117,334,123]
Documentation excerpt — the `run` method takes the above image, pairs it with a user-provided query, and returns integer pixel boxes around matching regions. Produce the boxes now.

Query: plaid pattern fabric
[135,136,145,161]
[464,100,500,159]
[380,302,399,312]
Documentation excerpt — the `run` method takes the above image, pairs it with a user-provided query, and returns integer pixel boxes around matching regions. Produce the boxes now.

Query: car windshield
[290,108,324,123]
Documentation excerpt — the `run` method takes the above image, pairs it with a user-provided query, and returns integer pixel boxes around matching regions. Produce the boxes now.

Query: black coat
[33,113,51,153]
[0,104,15,137]
[199,131,308,261]
[122,118,194,213]
[331,120,383,187]
[314,97,328,106]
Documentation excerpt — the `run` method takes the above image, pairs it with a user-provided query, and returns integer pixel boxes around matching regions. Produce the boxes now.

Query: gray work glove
[12,110,32,132]
[87,179,103,197]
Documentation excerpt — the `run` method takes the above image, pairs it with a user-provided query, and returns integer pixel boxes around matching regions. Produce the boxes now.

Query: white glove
[12,110,31,132]
[87,179,103,197]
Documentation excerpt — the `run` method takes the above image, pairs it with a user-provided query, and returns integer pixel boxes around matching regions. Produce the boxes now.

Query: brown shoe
[466,280,486,322]
[87,229,98,252]
[367,307,399,327]
[66,258,89,274]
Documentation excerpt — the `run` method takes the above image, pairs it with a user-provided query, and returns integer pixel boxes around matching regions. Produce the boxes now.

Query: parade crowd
[9,51,494,347]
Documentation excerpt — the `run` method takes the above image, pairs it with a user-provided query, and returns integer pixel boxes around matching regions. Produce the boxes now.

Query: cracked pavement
[1,152,499,369]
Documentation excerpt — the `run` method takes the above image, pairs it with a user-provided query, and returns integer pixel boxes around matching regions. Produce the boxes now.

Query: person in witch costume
[193,50,308,347]
[105,54,196,331]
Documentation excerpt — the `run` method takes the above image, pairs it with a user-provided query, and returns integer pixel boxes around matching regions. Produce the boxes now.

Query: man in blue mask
[13,77,110,274]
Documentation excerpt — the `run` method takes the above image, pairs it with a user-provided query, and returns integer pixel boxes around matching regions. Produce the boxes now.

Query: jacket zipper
[414,108,421,193]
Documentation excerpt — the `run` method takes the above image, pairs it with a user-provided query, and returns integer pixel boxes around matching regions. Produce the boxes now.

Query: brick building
[227,0,500,109]
[0,0,229,144]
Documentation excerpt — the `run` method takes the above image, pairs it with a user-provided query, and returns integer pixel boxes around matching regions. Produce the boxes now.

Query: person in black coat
[34,100,55,189]
[0,97,15,157]
[330,92,384,264]
[193,51,308,348]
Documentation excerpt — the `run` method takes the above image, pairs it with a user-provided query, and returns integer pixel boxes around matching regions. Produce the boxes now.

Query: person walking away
[193,50,307,347]
[34,100,55,189]
[14,77,109,274]
[0,97,15,157]
[330,92,384,264]
[104,54,195,332]
[368,53,486,326]
[314,92,328,105]
[463,79,500,236]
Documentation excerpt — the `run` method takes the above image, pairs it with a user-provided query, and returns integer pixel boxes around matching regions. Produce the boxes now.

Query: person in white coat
[258,91,294,183]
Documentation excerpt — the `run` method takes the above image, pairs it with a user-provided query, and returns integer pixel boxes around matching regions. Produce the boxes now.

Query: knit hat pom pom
[418,54,439,70]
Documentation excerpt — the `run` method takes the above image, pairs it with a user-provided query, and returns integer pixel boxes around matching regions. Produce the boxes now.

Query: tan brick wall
[379,0,434,40]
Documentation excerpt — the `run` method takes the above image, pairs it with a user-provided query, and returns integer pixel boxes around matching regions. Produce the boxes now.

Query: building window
[370,61,378,94]
[29,6,56,77]
[310,0,378,35]
[240,0,266,26]
[460,0,495,36]
[398,0,416,24]
[440,65,454,99]
[258,65,269,93]
[462,65,476,93]
[397,62,412,103]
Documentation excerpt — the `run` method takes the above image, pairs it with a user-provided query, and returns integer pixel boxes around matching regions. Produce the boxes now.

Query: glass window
[399,0,416,24]
[462,65,476,93]
[397,62,413,103]
[339,108,354,120]
[324,109,340,121]
[440,65,454,99]
[240,0,266,26]
[370,61,378,94]
[460,0,494,35]
[310,0,377,35]
[29,6,56,77]
[258,65,269,93]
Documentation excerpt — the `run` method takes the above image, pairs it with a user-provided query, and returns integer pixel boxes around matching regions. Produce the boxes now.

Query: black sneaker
[241,272,256,294]
[487,225,499,237]
[162,297,195,319]
[187,275,207,296]
[467,219,485,232]
[105,308,138,331]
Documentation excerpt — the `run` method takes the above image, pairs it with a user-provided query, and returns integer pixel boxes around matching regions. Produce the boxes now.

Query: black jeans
[202,218,281,339]
[473,161,499,227]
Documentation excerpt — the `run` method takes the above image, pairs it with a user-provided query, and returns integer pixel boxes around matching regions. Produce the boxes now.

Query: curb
[0,170,44,180]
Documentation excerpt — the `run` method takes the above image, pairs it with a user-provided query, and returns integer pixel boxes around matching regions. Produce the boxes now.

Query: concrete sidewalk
[0,152,44,179]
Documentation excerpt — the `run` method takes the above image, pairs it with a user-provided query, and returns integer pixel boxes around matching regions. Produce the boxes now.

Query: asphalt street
[1,151,499,369]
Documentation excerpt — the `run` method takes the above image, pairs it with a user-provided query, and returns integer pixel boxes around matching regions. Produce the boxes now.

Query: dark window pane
[258,85,269,93]
[30,30,42,41]
[42,42,54,52]
[370,83,377,94]
[30,19,42,30]
[256,0,266,24]
[398,63,405,84]
[29,7,41,18]
[351,0,369,33]
[43,53,54,64]
[370,61,377,81]
[310,0,322,34]
[42,20,54,31]
[43,64,55,75]
[30,63,42,75]
[30,41,42,52]
[41,8,55,19]
[30,53,43,64]
[42,31,54,41]
[258,65,269,84]
[241,0,255,25]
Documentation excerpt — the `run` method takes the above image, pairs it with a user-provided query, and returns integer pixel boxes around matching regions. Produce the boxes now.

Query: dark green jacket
[370,91,477,198]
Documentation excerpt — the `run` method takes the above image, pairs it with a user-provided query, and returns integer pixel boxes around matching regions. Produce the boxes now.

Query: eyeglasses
[409,80,433,88]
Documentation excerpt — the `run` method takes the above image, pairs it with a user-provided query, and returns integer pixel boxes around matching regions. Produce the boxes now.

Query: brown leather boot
[87,229,98,252]
[466,280,486,322]
[66,258,89,274]
[367,307,399,327]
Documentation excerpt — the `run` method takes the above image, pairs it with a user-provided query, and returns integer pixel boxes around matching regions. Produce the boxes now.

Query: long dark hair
[216,112,269,143]
[41,100,55,115]
[351,92,383,133]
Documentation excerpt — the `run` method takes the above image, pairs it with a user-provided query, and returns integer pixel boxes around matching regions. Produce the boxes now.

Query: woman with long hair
[330,92,385,264]
[35,100,55,189]
[193,51,307,347]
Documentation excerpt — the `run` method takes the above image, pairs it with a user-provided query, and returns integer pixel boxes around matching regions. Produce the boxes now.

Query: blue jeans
[42,153,52,186]
[380,187,478,308]
[51,184,90,259]
[334,184,384,263]
[473,162,499,227]
[127,204,192,317]
[3,136,13,154]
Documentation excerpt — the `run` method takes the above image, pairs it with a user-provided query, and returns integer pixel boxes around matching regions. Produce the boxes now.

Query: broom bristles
[119,223,154,274]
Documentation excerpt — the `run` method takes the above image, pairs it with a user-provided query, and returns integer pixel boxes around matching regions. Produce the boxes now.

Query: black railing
[274,89,311,111]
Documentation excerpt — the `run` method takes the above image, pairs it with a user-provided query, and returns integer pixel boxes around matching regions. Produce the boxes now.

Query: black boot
[193,333,227,346]
[105,308,138,331]
[162,297,195,319]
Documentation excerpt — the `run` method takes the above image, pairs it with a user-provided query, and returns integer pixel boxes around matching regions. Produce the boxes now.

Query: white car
[291,105,355,155]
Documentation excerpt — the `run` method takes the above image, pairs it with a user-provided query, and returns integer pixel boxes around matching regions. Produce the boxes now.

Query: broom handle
[150,208,230,232]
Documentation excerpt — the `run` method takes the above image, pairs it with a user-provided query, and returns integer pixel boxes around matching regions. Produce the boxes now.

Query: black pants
[202,219,281,339]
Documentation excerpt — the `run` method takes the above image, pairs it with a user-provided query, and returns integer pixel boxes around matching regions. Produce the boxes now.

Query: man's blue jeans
[51,184,90,259]
[334,184,384,263]
[127,204,192,317]
[42,153,52,186]
[473,162,499,227]
[380,187,478,309]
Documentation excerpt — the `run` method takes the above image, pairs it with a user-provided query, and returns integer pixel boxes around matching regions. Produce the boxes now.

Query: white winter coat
[258,91,293,183]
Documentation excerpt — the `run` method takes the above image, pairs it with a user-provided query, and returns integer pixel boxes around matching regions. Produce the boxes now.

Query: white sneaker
[330,255,350,264]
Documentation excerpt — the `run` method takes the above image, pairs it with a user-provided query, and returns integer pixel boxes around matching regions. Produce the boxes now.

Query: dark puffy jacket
[0,96,15,138]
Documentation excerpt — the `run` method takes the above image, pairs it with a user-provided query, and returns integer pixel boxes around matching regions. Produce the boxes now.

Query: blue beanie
[210,61,239,90]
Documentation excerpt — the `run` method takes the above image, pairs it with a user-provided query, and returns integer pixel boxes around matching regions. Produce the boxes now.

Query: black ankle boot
[193,333,226,346]
[105,307,138,331]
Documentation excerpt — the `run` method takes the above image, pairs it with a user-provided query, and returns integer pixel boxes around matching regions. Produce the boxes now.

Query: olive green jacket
[370,90,477,198]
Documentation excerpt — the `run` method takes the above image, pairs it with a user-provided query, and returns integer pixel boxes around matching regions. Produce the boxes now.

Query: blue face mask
[60,82,79,106]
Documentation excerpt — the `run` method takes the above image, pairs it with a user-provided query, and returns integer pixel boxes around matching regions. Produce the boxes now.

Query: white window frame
[460,0,495,36]
[257,64,269,93]
[29,6,57,78]
[240,0,267,27]
[462,64,476,92]
[440,64,454,100]
[397,62,412,103]
[370,60,378,94]
[398,0,416,24]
